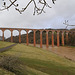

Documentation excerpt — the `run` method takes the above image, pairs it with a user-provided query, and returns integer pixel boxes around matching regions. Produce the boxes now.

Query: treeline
[5,29,75,46]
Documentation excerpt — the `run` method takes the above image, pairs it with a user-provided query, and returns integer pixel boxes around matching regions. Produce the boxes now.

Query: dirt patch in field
[48,46,75,61]
[29,44,75,61]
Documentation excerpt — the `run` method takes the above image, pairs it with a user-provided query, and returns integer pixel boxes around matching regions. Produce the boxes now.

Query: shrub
[0,55,27,75]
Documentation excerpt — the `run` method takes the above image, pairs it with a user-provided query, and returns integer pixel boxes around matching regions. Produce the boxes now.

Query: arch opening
[42,30,46,45]
[48,31,52,46]
[13,30,19,43]
[36,30,40,44]
[21,30,26,43]
[0,30,3,41]
[4,30,11,42]
[54,31,57,46]
[28,30,34,44]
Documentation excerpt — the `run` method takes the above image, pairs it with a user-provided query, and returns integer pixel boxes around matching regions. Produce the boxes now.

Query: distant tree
[0,0,56,15]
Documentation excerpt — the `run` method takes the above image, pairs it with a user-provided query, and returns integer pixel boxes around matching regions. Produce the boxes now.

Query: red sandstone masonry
[0,28,74,48]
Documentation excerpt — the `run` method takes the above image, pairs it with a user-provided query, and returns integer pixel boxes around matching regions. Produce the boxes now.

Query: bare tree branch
[0,0,56,15]
[0,0,17,11]
[63,20,75,29]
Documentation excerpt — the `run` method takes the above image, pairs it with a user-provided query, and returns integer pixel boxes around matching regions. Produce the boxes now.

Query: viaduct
[0,28,74,48]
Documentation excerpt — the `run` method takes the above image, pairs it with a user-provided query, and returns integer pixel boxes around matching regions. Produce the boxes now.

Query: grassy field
[0,41,14,49]
[0,41,15,75]
[0,42,75,75]
[0,68,15,75]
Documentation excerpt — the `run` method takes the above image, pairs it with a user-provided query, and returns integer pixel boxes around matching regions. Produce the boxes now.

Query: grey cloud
[0,0,75,38]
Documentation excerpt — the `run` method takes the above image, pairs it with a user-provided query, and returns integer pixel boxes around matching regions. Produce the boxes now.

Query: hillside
[0,41,14,49]
[0,41,75,75]
[0,68,15,75]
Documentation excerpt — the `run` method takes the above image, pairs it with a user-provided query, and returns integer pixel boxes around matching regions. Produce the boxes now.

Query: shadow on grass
[20,57,75,75]
[0,54,75,75]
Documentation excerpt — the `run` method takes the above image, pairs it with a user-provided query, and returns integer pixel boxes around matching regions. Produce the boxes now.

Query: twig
[0,0,56,15]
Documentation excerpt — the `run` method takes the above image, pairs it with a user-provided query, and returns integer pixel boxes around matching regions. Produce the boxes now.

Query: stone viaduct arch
[0,28,74,48]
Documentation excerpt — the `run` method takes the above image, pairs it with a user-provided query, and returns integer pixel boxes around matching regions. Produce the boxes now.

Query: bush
[0,55,27,75]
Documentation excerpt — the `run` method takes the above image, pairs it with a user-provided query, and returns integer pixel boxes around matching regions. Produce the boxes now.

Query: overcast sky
[0,0,75,38]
